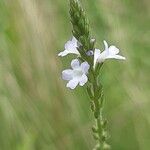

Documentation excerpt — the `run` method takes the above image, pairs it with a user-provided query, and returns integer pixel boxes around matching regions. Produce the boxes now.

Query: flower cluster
[58,37,125,89]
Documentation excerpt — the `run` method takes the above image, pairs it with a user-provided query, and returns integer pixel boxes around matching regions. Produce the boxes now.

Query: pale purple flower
[94,40,126,68]
[58,37,80,57]
[62,59,90,89]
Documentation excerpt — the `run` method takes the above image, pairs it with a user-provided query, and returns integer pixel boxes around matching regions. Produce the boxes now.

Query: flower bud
[90,38,96,49]
[86,50,94,56]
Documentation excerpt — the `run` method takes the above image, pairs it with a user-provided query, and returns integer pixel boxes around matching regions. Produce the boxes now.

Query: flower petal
[71,37,78,46]
[108,46,119,55]
[81,62,90,74]
[65,38,76,50]
[79,74,88,86]
[65,37,79,54]
[104,40,109,50]
[71,59,80,69]
[62,69,73,81]
[106,54,126,60]
[58,37,80,57]
[66,79,79,89]
[58,50,69,57]
[94,49,101,68]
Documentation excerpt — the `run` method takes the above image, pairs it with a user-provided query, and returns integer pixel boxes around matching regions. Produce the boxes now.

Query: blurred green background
[0,0,150,149]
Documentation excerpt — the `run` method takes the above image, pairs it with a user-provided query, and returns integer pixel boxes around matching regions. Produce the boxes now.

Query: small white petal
[108,46,119,55]
[81,62,90,74]
[58,49,79,57]
[103,41,109,59]
[104,40,109,50]
[72,37,78,46]
[106,54,126,60]
[71,59,80,69]
[79,74,88,86]
[94,49,101,68]
[62,69,73,81]
[97,50,108,62]
[65,37,78,52]
[66,79,79,89]
[65,41,75,51]
[58,37,80,57]
[58,50,69,57]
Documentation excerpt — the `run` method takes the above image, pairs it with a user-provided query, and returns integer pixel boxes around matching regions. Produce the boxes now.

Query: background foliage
[0,0,149,149]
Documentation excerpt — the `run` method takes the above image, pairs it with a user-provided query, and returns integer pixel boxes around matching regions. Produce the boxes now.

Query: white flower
[58,37,80,57]
[62,59,90,89]
[94,40,126,68]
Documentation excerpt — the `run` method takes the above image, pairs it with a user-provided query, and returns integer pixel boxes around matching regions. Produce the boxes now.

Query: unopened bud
[90,38,96,49]
[86,50,94,56]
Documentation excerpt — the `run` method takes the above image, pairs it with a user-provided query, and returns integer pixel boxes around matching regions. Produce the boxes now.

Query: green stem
[90,69,110,150]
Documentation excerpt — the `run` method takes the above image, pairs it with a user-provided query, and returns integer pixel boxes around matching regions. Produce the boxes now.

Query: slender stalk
[90,68,110,150]
[69,0,110,149]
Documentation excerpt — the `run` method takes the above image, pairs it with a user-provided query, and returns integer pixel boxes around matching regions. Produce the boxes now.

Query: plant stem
[89,69,110,150]
[69,0,110,149]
